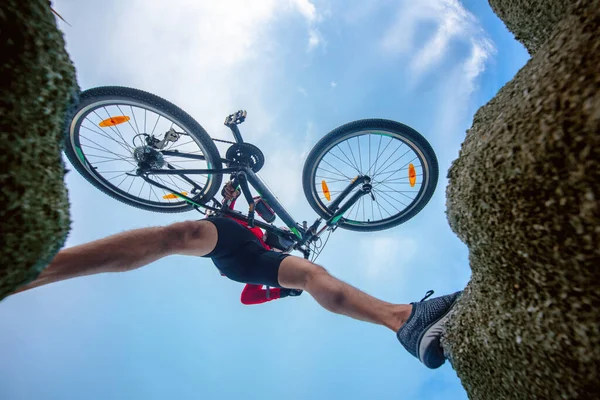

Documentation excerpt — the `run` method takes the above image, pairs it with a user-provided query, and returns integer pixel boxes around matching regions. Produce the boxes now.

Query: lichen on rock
[0,0,78,300]
[442,0,599,398]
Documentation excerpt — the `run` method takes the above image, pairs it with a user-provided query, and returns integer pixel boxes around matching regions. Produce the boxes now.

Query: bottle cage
[253,196,276,223]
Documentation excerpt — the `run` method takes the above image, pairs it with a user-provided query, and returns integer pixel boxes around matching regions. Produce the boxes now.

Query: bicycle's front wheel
[63,86,223,213]
[302,119,439,232]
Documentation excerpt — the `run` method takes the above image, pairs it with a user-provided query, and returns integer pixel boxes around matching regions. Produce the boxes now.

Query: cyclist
[219,181,303,305]
[12,182,461,369]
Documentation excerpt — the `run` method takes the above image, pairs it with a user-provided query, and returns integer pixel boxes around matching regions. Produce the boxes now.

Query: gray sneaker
[396,290,462,369]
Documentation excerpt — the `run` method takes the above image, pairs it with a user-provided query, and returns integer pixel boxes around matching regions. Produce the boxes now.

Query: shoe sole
[417,294,460,369]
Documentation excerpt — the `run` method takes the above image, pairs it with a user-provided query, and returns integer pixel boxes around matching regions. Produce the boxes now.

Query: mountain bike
[63,86,439,261]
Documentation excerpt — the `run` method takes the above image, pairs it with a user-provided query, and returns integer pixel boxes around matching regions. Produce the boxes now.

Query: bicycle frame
[137,117,373,258]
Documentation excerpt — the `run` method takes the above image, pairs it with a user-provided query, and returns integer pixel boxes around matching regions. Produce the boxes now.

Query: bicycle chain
[211,137,236,145]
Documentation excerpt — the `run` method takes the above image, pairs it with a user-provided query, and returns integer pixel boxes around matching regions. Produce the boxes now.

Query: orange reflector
[99,116,130,127]
[408,164,416,187]
[163,192,188,199]
[321,180,331,201]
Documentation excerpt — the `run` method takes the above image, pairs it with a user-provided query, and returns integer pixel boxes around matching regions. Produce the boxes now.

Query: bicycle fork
[300,175,373,246]
[327,175,373,225]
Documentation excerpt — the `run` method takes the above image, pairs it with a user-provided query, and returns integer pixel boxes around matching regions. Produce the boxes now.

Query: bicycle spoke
[169,139,196,150]
[346,197,360,221]
[316,190,342,195]
[375,157,419,181]
[333,144,360,174]
[373,189,402,213]
[97,169,134,174]
[362,195,365,221]
[95,108,132,152]
[373,151,414,180]
[81,121,128,145]
[325,150,360,174]
[352,197,361,221]
[80,123,132,155]
[368,134,371,177]
[371,143,408,179]
[374,195,386,220]
[376,188,409,208]
[315,176,348,183]
[318,164,352,180]
[86,158,136,167]
[105,172,127,181]
[371,190,374,221]
[374,181,416,202]
[116,104,141,136]
[79,141,131,159]
[130,105,141,134]
[79,137,134,163]
[357,136,363,172]
[151,114,161,136]
[102,106,131,147]
[366,134,381,177]
[148,184,162,203]
[127,175,136,193]
[374,173,412,184]
[345,140,361,174]
[138,180,146,197]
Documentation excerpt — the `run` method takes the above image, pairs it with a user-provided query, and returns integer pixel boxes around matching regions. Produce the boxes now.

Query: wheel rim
[69,99,217,209]
[310,129,431,227]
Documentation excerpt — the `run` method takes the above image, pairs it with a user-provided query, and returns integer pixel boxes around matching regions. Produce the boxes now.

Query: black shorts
[202,217,290,287]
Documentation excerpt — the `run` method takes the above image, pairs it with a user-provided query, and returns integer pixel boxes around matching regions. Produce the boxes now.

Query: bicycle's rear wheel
[302,119,438,232]
[63,86,223,213]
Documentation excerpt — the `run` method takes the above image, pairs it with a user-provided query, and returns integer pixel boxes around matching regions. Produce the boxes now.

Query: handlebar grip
[221,175,241,210]
[247,203,255,228]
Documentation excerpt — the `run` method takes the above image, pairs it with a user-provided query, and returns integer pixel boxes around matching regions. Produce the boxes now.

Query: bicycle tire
[302,119,439,232]
[63,86,223,213]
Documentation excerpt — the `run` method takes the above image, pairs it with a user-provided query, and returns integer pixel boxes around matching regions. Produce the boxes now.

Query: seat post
[228,124,244,143]
[224,110,247,143]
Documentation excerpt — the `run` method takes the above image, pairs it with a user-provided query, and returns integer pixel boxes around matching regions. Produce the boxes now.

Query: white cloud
[291,0,318,22]
[298,86,308,97]
[65,0,328,162]
[330,81,337,88]
[290,0,324,51]
[380,0,495,87]
[308,29,321,50]
[462,38,495,94]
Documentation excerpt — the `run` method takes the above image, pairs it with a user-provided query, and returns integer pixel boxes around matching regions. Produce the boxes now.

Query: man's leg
[12,220,218,295]
[277,256,412,332]
[277,255,462,369]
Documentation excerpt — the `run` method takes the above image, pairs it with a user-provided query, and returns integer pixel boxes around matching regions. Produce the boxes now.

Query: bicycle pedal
[224,110,247,126]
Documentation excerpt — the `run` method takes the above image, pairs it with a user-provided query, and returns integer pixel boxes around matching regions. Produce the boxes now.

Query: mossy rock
[442,0,599,398]
[488,0,571,54]
[0,0,78,300]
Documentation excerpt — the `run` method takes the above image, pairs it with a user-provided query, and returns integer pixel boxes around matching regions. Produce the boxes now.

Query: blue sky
[0,1,529,399]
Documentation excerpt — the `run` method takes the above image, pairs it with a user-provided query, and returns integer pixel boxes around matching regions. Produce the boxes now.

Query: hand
[280,288,303,298]
[221,181,240,200]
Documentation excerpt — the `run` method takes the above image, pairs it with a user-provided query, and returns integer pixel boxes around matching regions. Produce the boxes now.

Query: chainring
[225,143,265,172]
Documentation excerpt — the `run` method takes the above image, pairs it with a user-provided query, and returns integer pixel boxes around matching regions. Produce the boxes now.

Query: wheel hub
[134,146,165,169]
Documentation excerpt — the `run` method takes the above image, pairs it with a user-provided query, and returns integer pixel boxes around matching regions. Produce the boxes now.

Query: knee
[305,264,346,311]
[165,220,210,253]
[305,264,329,283]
